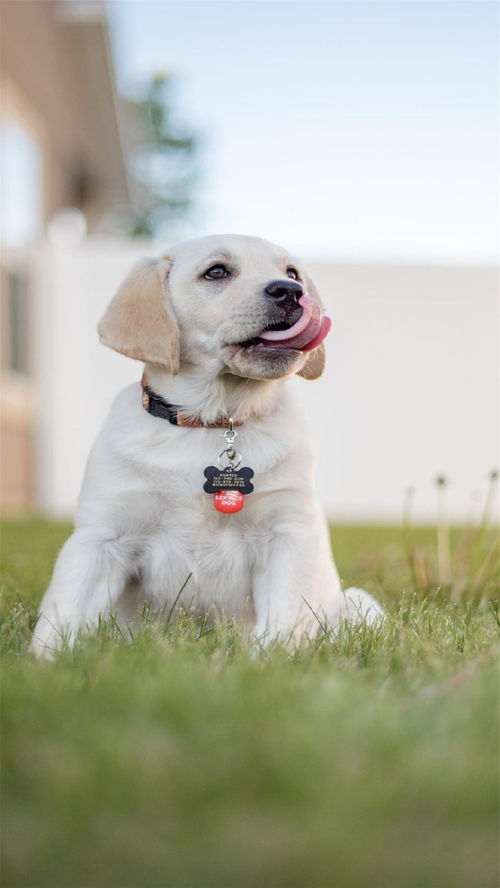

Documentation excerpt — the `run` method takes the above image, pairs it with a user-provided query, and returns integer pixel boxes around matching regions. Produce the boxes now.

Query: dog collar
[141,374,243,428]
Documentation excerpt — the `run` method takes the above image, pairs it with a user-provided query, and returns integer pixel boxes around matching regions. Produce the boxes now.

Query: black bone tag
[203,466,254,495]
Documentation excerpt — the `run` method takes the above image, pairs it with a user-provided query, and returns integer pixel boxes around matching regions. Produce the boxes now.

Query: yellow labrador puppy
[31,235,382,655]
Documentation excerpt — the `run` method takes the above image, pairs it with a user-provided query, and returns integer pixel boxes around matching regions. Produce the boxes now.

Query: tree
[120,73,199,239]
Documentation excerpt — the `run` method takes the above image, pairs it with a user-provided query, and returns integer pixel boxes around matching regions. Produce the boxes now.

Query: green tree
[123,73,199,238]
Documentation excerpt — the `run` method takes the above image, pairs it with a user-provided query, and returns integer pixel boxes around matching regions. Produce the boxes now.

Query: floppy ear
[98,257,179,373]
[296,273,327,380]
[296,343,326,380]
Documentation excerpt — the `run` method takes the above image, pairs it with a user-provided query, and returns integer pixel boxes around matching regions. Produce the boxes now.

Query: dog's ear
[296,343,326,380]
[296,273,327,381]
[98,257,179,373]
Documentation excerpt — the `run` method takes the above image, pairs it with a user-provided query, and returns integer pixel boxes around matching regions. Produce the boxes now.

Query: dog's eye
[204,264,230,280]
[286,267,299,281]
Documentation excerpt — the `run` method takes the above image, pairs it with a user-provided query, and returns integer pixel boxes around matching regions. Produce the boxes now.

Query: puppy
[30,235,382,656]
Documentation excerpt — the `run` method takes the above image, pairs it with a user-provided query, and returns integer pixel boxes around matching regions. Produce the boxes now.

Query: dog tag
[203,466,254,495]
[203,465,254,513]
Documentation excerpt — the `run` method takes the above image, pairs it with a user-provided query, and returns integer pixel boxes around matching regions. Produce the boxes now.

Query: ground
[1,518,498,888]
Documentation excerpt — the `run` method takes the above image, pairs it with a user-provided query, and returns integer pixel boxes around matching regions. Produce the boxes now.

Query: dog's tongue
[259,293,332,351]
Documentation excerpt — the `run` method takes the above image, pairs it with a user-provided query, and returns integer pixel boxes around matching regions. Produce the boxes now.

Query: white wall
[294,263,499,522]
[33,240,142,515]
[33,240,499,522]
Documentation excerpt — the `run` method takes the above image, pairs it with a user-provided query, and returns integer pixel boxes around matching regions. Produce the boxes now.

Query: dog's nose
[264,279,303,305]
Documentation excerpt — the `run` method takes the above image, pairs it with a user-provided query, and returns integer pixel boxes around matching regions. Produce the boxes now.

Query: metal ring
[218,447,242,470]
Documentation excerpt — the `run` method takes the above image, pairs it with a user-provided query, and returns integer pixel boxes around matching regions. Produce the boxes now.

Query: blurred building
[0,0,129,512]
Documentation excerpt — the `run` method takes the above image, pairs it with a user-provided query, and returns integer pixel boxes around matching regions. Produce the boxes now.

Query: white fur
[30,235,383,656]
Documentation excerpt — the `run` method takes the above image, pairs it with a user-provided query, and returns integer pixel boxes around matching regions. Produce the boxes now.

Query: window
[0,119,42,246]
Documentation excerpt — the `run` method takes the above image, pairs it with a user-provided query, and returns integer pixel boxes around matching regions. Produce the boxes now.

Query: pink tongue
[301,315,332,351]
[259,293,331,351]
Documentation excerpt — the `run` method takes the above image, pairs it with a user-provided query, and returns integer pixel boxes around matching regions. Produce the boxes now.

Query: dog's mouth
[238,294,332,353]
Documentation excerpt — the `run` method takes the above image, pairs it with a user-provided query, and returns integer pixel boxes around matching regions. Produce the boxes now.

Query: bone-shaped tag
[203,466,254,495]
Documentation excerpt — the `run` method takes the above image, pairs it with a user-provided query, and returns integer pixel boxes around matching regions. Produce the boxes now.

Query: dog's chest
[111,411,307,617]
[141,495,267,621]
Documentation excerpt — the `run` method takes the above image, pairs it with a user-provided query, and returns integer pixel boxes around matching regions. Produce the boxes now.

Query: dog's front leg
[30,527,135,657]
[251,526,333,649]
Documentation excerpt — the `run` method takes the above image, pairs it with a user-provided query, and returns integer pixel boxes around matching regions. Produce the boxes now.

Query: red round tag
[214,490,245,513]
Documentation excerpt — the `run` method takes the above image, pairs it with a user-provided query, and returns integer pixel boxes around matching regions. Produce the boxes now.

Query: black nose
[264,279,303,304]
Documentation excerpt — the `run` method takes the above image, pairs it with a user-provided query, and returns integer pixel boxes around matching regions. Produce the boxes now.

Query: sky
[108,0,498,263]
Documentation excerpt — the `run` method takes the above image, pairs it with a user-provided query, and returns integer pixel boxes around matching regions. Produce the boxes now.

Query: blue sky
[109,0,498,262]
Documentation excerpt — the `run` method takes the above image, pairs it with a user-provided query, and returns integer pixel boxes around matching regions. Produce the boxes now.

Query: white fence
[32,239,498,522]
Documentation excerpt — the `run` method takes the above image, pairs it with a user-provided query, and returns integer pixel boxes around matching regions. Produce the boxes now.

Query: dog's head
[98,234,330,382]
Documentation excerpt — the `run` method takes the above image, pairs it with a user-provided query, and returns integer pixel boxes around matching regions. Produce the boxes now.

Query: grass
[1,517,498,888]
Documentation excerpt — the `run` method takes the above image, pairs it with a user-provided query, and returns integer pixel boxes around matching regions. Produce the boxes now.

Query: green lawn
[1,518,498,888]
